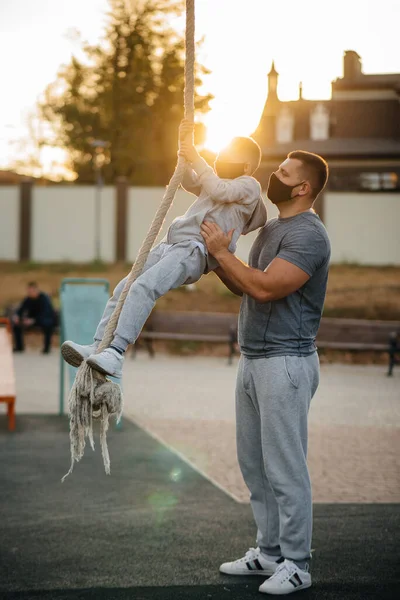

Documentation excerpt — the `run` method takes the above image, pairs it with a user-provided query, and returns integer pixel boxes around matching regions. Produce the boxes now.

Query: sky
[0,0,399,175]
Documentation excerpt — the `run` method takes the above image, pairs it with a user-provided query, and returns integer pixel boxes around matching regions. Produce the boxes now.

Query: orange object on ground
[0,318,16,431]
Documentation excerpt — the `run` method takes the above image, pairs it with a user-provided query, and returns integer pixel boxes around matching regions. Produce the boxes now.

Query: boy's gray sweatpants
[236,353,319,568]
[94,241,206,349]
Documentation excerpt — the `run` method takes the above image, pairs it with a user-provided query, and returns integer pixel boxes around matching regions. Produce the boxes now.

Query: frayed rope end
[62,362,123,479]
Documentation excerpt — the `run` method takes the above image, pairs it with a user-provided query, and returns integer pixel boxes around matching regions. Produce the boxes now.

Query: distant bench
[317,318,400,376]
[317,318,400,352]
[138,311,400,372]
[0,318,16,430]
[4,302,399,374]
[138,311,239,364]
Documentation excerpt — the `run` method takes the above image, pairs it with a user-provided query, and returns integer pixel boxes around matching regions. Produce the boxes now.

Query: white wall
[127,187,278,264]
[0,185,399,265]
[324,192,400,265]
[31,186,115,262]
[0,186,19,260]
[127,187,192,261]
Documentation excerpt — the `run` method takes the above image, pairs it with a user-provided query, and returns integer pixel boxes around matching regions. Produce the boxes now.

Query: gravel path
[11,350,400,503]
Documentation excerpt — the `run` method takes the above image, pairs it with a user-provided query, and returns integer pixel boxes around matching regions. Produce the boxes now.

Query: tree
[40,0,212,183]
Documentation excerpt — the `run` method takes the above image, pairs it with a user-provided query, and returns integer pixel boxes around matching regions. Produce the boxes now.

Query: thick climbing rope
[62,0,195,480]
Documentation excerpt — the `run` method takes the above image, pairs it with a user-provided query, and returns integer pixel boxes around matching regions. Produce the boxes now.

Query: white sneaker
[259,559,311,595]
[87,348,123,378]
[61,341,99,367]
[219,547,283,576]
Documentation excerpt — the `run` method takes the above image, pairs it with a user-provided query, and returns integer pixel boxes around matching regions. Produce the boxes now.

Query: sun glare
[1,0,399,173]
[203,119,239,153]
[202,74,334,153]
[202,109,260,153]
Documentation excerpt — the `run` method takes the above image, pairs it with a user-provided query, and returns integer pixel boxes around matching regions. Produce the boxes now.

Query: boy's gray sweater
[164,156,267,271]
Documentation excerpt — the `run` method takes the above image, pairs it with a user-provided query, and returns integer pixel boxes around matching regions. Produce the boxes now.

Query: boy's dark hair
[288,150,329,199]
[228,137,262,173]
[27,281,38,288]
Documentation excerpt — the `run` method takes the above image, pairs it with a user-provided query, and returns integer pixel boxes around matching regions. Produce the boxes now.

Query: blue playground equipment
[59,278,121,417]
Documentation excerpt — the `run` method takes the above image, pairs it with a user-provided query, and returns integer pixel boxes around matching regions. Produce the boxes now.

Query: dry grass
[324,264,400,321]
[1,261,399,321]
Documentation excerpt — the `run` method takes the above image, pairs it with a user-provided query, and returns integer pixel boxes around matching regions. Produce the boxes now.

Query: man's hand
[12,315,20,325]
[200,221,234,259]
[23,318,35,327]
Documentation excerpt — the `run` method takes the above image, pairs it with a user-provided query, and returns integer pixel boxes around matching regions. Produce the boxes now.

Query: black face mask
[267,172,305,204]
[215,161,245,179]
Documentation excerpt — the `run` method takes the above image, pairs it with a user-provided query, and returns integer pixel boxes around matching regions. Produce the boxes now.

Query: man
[200,150,330,595]
[12,282,56,354]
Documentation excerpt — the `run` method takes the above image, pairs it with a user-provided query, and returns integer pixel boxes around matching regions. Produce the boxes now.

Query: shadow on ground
[0,415,399,600]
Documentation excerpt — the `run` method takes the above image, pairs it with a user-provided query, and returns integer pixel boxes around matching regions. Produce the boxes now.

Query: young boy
[61,120,267,378]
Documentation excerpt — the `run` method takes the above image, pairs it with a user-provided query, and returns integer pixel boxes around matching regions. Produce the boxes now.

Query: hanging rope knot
[63,0,195,480]
[93,378,123,418]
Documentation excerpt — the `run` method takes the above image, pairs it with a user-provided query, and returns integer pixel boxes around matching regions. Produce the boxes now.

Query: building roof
[333,73,400,91]
[259,138,400,160]
[254,95,400,149]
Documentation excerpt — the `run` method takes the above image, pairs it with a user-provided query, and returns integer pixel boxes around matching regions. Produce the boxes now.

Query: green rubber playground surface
[0,415,399,599]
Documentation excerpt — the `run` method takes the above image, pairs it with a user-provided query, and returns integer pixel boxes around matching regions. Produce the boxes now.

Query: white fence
[324,192,400,265]
[0,185,399,265]
[31,186,115,263]
[0,186,19,260]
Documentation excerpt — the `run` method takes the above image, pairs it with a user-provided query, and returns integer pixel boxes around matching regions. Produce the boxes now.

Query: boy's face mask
[215,161,245,179]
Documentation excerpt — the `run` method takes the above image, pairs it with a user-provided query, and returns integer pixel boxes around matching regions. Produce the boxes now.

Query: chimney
[343,50,362,80]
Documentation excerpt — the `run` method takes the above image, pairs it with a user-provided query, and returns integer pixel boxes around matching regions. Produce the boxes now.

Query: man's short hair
[288,150,329,199]
[229,137,262,173]
[27,281,38,288]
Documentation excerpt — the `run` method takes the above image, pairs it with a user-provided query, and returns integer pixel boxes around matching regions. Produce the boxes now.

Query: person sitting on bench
[12,282,57,354]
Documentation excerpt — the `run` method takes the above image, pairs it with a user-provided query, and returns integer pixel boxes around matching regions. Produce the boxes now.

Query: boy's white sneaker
[259,559,311,595]
[219,547,283,576]
[61,341,99,367]
[87,348,123,378]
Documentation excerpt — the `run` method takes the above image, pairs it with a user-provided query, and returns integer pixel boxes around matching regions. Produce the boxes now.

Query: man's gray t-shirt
[239,211,331,358]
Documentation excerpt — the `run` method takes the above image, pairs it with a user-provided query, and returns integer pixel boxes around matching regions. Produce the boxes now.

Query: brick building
[253,50,400,204]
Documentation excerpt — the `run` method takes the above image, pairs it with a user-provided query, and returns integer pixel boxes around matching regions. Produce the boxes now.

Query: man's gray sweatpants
[236,353,319,568]
[94,241,206,349]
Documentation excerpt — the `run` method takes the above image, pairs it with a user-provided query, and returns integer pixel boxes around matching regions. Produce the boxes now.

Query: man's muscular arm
[214,266,243,297]
[201,222,310,303]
